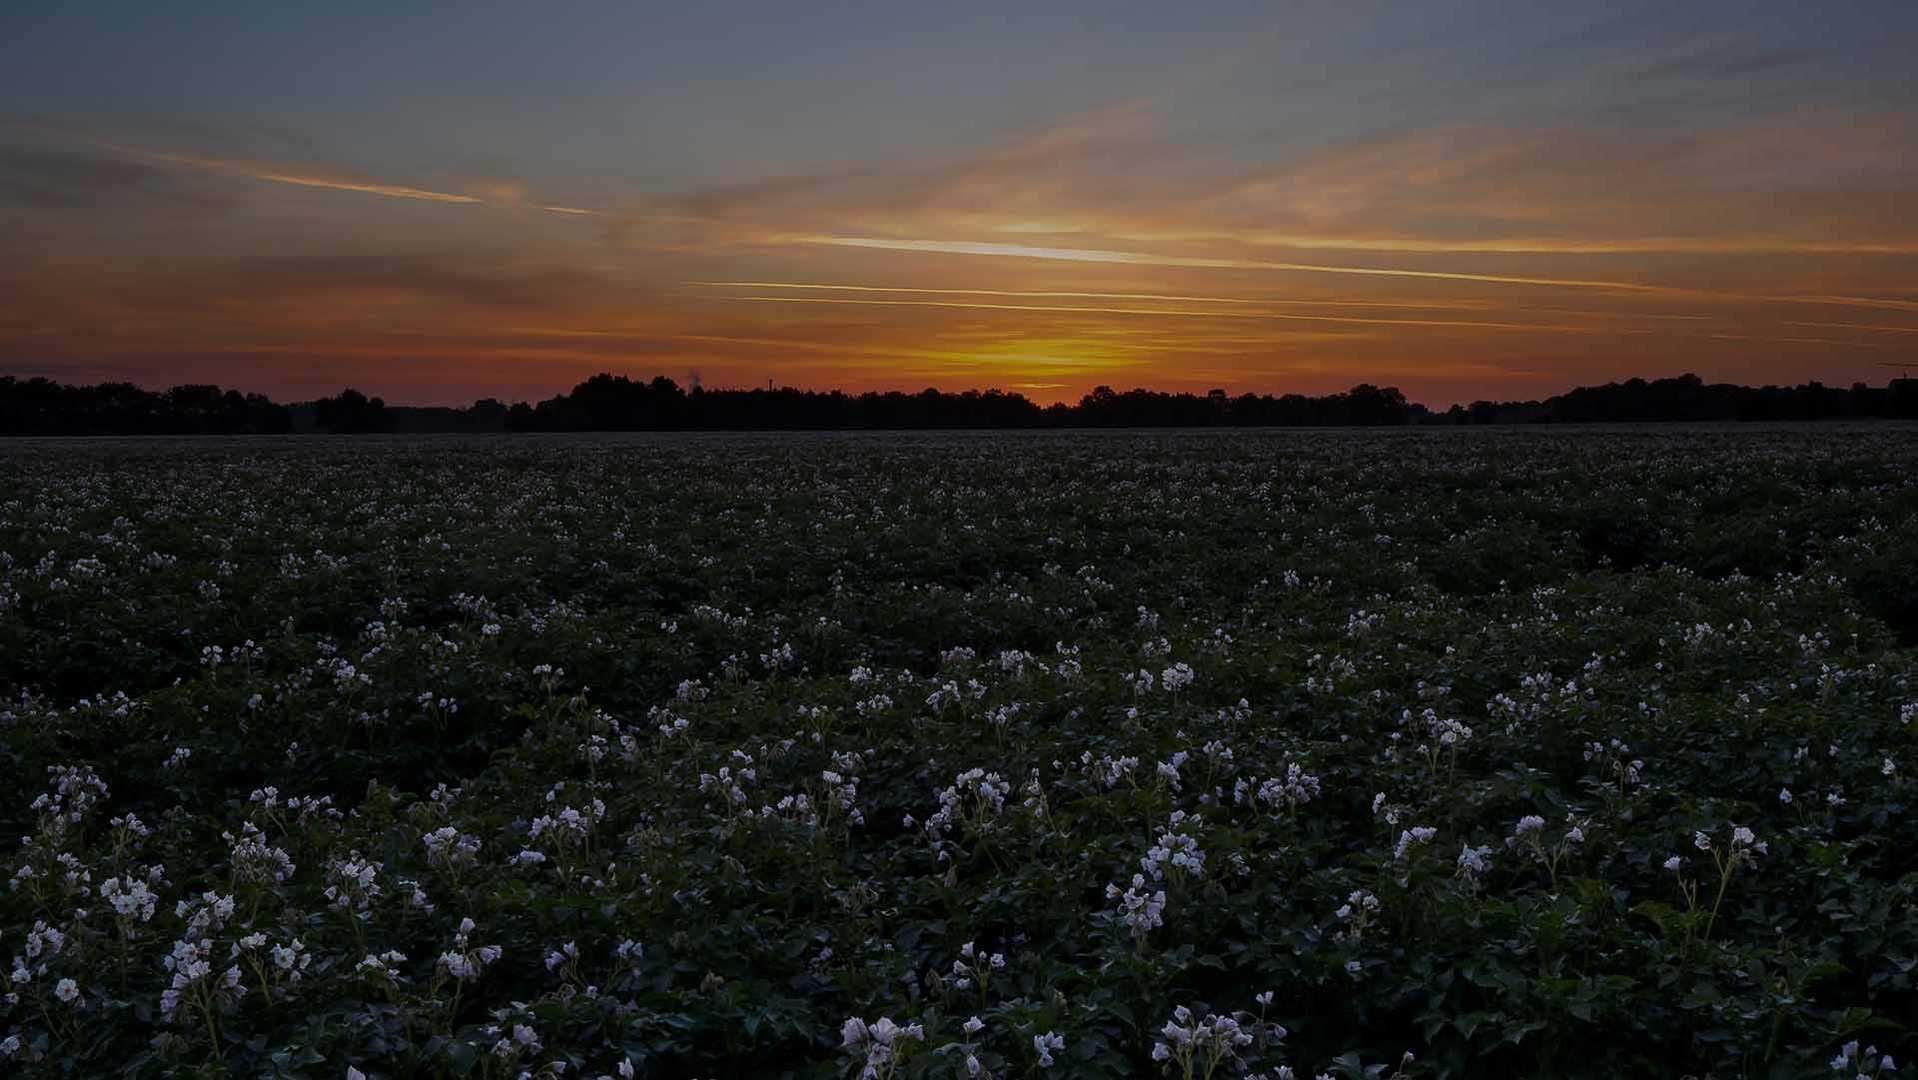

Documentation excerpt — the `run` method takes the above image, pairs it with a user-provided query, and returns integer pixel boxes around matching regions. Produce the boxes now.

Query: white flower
[270,939,311,977]
[1394,825,1437,861]
[423,826,482,869]
[842,1015,924,1075]
[1107,874,1167,939]
[101,876,158,923]
[1161,662,1195,693]
[1834,1040,1860,1069]
[1034,1031,1064,1067]
[55,977,79,1002]
[1455,844,1493,880]
[545,941,579,971]
[1141,815,1206,881]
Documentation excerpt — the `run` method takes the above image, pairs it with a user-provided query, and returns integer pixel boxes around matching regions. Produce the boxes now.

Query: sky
[2,1,1916,407]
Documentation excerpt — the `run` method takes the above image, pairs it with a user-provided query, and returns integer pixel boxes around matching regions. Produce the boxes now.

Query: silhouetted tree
[4,371,1913,435]
[0,376,293,434]
[314,388,389,434]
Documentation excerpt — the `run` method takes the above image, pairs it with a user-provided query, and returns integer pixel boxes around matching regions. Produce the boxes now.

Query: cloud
[190,254,615,313]
[1632,38,1817,81]
[2,252,625,336]
[687,280,1494,311]
[6,95,1912,404]
[788,237,1672,293]
[462,178,530,203]
[0,145,220,211]
[18,132,606,217]
[1187,117,1918,248]
[709,292,1613,333]
[457,178,599,216]
[1783,320,1918,335]
[1780,295,1918,314]
[101,143,486,204]
[1702,332,1894,349]
[1113,229,1918,256]
[596,102,1918,281]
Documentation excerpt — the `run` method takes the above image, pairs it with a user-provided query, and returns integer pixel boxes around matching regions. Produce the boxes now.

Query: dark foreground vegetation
[2,370,1914,434]
[0,428,1915,1077]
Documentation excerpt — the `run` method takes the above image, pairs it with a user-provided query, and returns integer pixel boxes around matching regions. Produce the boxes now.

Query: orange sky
[3,5,1916,407]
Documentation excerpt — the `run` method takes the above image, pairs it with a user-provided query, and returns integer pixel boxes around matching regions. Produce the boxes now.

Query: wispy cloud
[790,236,1672,292]
[1779,295,1918,314]
[1113,229,1918,256]
[6,86,1913,404]
[687,281,1491,311]
[1703,332,1895,349]
[1631,38,1817,82]
[711,293,1613,333]
[102,143,485,203]
[0,146,209,211]
[67,137,601,216]
[1783,320,1918,335]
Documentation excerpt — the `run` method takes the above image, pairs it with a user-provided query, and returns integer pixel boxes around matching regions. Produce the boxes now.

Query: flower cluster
[436,917,503,981]
[1107,873,1168,939]
[1141,812,1206,880]
[420,825,482,869]
[925,768,1011,837]
[1152,1006,1255,1076]
[841,1015,926,1080]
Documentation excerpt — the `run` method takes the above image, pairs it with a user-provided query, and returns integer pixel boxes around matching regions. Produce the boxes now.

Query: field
[2,427,1916,1079]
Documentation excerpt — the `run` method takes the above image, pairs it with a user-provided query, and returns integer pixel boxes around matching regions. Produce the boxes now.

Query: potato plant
[0,429,1914,1078]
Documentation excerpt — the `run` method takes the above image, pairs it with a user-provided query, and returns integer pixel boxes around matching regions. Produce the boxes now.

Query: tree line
[1,371,1913,435]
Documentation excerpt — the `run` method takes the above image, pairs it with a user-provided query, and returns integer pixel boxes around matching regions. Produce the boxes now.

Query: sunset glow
[3,3,1916,405]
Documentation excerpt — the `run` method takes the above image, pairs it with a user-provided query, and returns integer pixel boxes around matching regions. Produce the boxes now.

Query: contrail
[686,281,1486,311]
[1783,320,1918,335]
[1704,333,1894,349]
[780,238,1918,317]
[91,139,596,214]
[101,144,483,203]
[689,282,1775,327]
[1778,295,1918,314]
[711,294,1608,332]
[793,236,1672,293]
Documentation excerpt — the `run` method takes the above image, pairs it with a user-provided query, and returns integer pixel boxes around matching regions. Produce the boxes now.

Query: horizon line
[4,368,1911,415]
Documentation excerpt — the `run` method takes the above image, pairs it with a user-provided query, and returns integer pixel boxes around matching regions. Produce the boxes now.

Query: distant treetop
[0,371,1912,435]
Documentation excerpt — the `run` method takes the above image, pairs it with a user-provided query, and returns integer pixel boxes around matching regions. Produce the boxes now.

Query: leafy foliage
[0,429,1914,1078]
